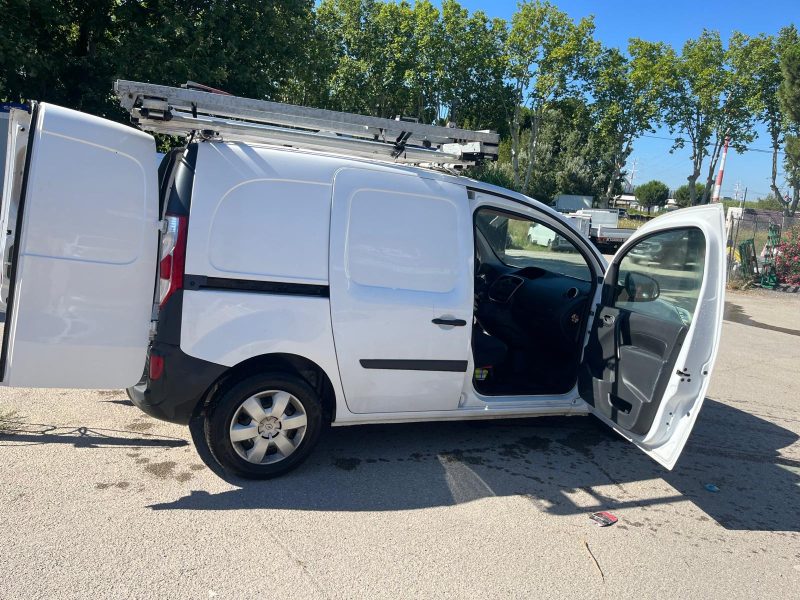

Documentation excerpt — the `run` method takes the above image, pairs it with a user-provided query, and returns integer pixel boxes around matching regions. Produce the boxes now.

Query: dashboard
[478,266,593,352]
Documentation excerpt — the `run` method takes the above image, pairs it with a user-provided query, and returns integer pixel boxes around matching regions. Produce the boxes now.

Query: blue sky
[433,0,798,200]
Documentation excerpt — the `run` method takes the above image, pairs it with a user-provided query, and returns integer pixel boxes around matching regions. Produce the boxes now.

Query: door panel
[582,307,687,435]
[1,103,158,388]
[329,168,472,413]
[579,205,726,469]
[1,108,31,310]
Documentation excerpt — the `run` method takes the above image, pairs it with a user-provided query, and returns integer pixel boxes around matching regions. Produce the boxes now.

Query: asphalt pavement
[1,289,798,599]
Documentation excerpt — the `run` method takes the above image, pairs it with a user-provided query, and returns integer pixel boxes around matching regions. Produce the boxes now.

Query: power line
[639,133,784,155]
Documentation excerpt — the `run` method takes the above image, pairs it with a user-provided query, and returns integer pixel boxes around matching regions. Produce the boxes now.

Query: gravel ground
[0,289,798,599]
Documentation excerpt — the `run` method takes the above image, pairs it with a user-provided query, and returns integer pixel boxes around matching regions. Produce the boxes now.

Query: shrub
[775,226,800,285]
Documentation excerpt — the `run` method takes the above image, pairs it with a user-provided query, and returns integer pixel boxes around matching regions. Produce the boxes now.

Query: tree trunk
[688,142,704,206]
[770,132,783,202]
[789,186,800,217]
[701,137,724,204]
[510,103,521,190]
[603,138,633,208]
[522,107,541,194]
[688,170,701,206]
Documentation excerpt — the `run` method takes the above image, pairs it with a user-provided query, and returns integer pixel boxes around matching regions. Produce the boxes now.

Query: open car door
[578,204,725,469]
[0,103,158,388]
[1,108,29,311]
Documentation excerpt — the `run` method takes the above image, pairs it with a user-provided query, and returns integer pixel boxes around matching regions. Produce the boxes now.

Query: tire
[203,372,323,479]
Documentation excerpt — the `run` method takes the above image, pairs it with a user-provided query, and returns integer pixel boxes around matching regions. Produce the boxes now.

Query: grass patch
[726,278,756,291]
[618,217,645,230]
[0,409,18,431]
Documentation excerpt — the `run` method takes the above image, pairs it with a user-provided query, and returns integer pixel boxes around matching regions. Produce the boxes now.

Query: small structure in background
[726,206,800,287]
[554,194,593,213]
[611,192,638,211]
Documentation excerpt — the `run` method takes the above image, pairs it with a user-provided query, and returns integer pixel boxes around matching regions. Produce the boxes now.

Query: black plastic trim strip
[1,103,38,381]
[184,274,330,297]
[359,359,468,372]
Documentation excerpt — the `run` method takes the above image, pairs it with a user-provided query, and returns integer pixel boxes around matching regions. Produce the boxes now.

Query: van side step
[113,80,499,168]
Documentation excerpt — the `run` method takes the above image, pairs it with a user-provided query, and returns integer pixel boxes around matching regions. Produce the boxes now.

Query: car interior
[471,208,597,396]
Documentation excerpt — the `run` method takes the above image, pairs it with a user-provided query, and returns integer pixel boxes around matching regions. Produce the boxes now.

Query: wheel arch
[195,352,337,424]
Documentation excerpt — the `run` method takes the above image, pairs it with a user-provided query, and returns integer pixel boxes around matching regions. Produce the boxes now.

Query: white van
[0,95,725,479]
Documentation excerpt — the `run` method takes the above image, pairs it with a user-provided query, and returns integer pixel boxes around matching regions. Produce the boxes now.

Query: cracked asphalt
[1,289,798,599]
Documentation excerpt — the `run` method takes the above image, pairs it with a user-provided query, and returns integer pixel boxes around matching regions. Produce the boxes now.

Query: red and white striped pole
[711,136,730,203]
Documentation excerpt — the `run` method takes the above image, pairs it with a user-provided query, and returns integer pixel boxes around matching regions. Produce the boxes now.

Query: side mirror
[623,271,660,302]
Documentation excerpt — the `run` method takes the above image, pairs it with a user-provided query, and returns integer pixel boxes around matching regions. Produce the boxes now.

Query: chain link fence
[726,208,800,285]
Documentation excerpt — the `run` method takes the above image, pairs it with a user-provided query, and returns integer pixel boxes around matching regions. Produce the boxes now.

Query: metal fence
[726,208,800,282]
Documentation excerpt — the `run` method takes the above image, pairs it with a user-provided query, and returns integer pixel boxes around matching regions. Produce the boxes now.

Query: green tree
[755,195,785,211]
[591,41,669,207]
[0,0,120,118]
[314,0,510,132]
[495,97,622,202]
[674,183,706,208]
[729,29,799,206]
[660,31,755,206]
[506,0,597,193]
[778,28,800,216]
[636,180,669,213]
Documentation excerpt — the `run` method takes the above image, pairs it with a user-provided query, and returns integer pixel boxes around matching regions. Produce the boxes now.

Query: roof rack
[113,80,499,168]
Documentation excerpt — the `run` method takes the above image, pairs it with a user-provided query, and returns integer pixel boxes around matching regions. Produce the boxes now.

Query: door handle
[432,317,467,327]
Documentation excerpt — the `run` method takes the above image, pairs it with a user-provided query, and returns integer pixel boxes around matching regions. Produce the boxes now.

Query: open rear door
[0,103,159,388]
[1,107,31,310]
[578,204,725,469]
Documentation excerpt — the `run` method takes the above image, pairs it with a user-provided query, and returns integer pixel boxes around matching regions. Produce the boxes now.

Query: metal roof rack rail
[114,80,499,168]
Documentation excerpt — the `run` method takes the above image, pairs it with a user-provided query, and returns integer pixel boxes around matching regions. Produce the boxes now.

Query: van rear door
[0,107,30,310]
[0,103,159,388]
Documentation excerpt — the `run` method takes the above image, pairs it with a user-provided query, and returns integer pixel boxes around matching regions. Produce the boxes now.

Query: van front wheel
[204,372,323,479]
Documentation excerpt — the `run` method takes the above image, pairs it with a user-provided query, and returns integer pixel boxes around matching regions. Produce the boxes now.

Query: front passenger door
[579,204,726,469]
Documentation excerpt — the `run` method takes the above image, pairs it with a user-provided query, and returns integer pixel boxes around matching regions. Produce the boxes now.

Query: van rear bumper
[128,342,227,425]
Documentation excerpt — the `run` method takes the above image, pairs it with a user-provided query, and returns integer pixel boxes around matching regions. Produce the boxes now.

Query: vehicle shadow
[0,420,188,449]
[151,399,799,532]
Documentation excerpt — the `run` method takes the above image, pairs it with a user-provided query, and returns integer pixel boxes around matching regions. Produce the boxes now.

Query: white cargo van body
[0,99,727,479]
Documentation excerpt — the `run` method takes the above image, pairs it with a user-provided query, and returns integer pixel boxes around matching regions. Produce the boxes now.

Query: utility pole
[626,157,638,194]
[711,136,730,203]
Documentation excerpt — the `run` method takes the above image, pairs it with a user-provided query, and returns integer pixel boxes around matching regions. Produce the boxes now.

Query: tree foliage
[1,1,798,214]
[674,183,706,208]
[591,41,668,205]
[506,1,597,193]
[658,30,756,206]
[778,27,800,216]
[636,180,669,212]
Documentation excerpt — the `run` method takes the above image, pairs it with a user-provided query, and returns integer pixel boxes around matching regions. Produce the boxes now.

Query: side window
[346,190,460,293]
[475,208,591,282]
[614,228,706,326]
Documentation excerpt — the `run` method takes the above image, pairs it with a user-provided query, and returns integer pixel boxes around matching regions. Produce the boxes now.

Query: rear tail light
[149,354,164,381]
[158,214,188,306]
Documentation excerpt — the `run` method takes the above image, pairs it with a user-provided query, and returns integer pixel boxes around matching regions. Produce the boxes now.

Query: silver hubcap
[229,390,308,464]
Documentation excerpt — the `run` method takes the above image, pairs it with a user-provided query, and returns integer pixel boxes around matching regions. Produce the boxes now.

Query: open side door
[578,204,725,469]
[0,103,159,388]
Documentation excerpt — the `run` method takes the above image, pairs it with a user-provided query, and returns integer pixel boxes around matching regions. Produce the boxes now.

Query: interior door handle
[432,317,467,327]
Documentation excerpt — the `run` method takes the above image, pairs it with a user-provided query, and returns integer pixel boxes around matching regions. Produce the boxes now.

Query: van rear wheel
[204,372,323,479]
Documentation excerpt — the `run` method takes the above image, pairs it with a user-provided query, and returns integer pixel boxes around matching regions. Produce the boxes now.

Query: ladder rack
[113,80,499,167]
